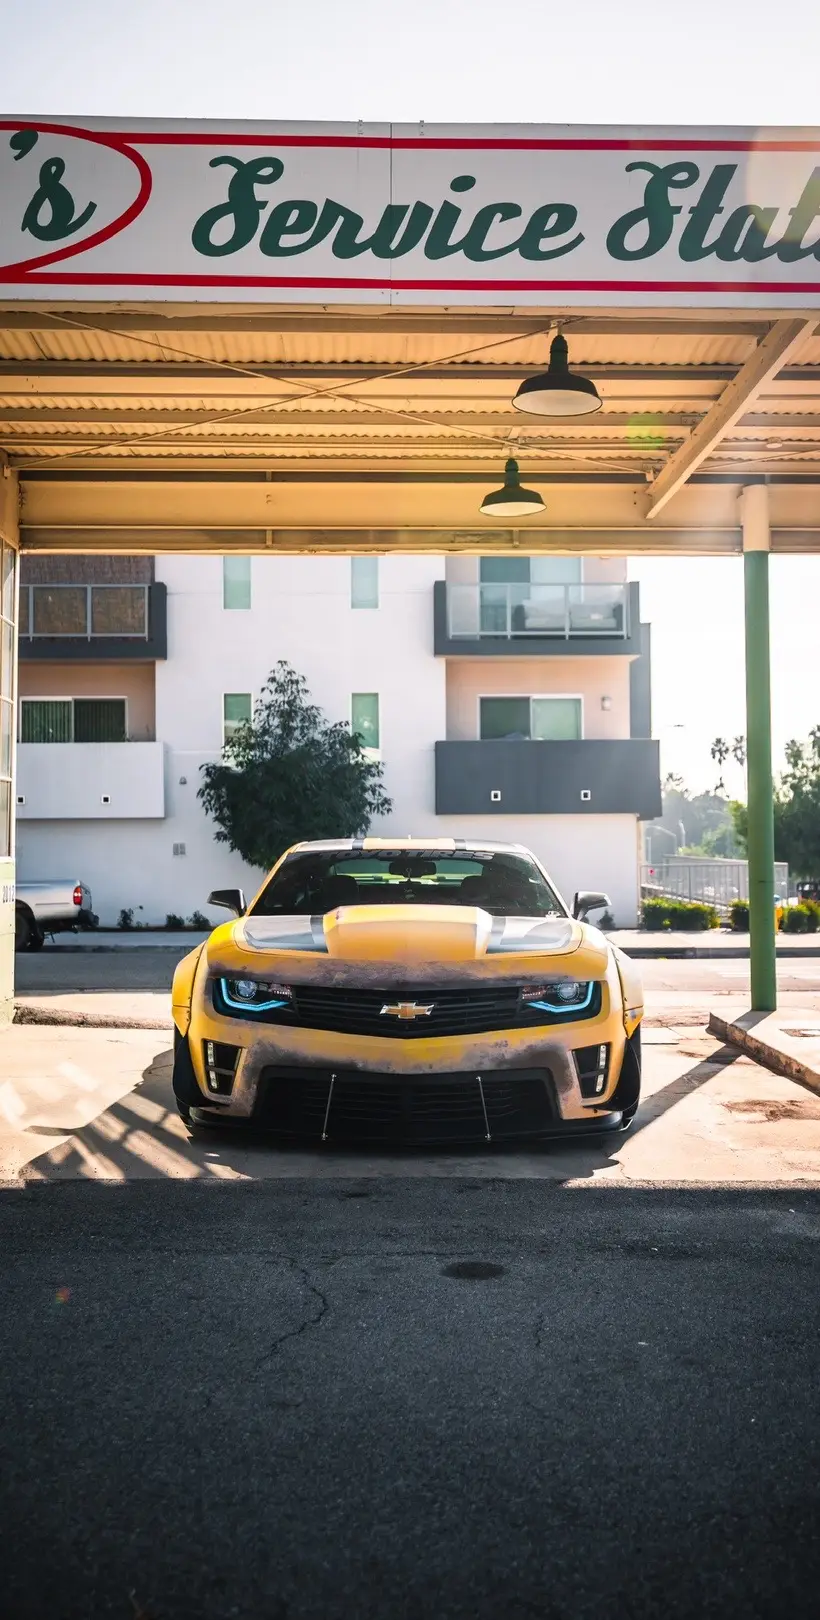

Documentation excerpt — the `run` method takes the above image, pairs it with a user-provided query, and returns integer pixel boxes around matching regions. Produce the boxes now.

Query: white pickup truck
[15,881,98,951]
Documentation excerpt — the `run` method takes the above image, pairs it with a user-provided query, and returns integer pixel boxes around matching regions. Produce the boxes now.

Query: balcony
[19,582,167,661]
[435,739,662,820]
[16,741,166,820]
[434,580,641,657]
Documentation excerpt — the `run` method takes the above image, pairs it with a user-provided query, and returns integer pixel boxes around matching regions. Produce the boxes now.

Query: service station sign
[3,119,820,306]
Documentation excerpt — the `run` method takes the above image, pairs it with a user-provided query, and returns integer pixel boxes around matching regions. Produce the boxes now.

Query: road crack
[257,1258,330,1366]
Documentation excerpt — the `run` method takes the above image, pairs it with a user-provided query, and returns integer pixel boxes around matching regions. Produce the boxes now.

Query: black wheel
[29,926,45,951]
[14,907,33,952]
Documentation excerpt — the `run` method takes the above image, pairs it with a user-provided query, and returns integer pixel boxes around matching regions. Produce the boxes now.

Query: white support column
[0,465,20,1024]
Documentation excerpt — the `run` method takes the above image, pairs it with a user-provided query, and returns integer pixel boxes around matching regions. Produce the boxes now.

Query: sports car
[171,838,643,1145]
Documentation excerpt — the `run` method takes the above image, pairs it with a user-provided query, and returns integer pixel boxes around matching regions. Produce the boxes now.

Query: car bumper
[182,975,635,1138]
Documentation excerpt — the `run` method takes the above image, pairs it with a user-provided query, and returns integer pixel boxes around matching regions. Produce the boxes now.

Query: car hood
[205,905,611,988]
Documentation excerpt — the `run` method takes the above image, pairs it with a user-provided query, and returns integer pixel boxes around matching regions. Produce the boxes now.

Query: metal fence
[640,857,790,914]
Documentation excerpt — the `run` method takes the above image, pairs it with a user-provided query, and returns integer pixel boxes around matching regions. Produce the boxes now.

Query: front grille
[255,1067,555,1145]
[213,980,601,1037]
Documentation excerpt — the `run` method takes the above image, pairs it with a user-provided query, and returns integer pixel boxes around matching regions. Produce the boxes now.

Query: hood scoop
[323,904,494,962]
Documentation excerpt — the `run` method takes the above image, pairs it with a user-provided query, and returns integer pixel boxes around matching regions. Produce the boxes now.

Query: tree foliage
[647,774,742,857]
[729,728,820,878]
[198,662,392,872]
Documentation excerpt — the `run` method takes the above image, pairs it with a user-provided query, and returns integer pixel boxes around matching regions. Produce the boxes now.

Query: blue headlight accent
[218,978,290,1013]
[523,983,595,1015]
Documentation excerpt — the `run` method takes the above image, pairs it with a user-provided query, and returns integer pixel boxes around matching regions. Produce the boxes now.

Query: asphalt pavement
[4,950,820,1617]
[2,1180,819,1619]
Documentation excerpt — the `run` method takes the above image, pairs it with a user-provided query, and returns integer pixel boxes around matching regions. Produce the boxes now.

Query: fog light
[575,1043,610,1100]
[204,1040,240,1095]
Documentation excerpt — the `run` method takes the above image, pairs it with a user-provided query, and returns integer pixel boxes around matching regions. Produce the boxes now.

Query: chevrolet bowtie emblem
[380,1001,435,1020]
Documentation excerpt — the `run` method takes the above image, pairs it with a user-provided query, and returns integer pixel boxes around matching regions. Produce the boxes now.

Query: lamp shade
[479,458,545,517]
[513,333,602,417]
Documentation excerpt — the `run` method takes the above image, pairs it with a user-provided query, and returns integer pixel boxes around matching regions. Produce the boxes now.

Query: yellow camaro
[171,838,643,1145]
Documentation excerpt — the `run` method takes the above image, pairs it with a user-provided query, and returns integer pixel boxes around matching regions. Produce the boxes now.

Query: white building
[15,552,659,927]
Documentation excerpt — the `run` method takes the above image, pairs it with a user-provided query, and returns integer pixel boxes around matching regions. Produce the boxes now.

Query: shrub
[641,898,720,932]
[805,899,820,932]
[729,901,749,932]
[188,910,210,930]
[117,907,134,930]
[165,913,185,930]
[782,904,812,933]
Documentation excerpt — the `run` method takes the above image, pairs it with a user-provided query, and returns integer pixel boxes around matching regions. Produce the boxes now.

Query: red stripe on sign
[7,271,820,293]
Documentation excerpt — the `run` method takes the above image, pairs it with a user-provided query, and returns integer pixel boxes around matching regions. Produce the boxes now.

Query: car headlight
[521,981,594,1012]
[219,978,292,1011]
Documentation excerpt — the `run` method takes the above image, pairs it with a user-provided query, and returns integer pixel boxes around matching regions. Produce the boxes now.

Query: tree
[710,735,746,794]
[647,775,740,856]
[729,729,820,878]
[198,662,392,871]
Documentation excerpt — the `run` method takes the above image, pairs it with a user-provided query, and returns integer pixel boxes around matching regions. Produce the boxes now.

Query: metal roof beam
[0,309,770,337]
[646,319,817,518]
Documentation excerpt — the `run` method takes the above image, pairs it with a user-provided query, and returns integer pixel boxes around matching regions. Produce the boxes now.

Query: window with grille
[21,698,127,743]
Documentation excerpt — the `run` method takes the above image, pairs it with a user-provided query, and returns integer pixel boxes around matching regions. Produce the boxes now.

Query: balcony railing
[446,582,630,641]
[19,583,149,640]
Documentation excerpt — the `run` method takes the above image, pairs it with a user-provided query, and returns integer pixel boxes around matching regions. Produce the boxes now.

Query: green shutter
[73,699,127,742]
[21,700,72,743]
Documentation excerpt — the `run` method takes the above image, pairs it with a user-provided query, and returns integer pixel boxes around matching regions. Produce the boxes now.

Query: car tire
[29,926,45,951]
[14,907,34,952]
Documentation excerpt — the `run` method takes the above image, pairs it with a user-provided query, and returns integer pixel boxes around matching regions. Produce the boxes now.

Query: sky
[2,0,820,794]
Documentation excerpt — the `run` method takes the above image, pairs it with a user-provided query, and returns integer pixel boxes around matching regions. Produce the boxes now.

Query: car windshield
[250,850,564,919]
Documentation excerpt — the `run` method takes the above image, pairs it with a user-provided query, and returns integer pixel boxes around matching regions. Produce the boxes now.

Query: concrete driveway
[2,1023,820,1187]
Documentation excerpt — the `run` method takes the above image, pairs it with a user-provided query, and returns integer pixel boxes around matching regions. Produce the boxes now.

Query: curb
[707,1012,820,1098]
[12,1004,171,1033]
[10,1005,705,1035]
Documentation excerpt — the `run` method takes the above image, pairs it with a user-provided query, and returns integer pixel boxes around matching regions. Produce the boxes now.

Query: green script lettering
[21,156,96,242]
[192,157,284,256]
[774,167,820,261]
[607,161,700,260]
[516,203,584,260]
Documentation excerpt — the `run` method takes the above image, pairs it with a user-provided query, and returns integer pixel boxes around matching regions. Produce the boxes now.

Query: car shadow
[20,1042,739,1185]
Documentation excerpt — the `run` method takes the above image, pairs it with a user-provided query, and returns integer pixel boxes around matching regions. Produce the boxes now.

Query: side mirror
[207,888,246,917]
[573,890,611,921]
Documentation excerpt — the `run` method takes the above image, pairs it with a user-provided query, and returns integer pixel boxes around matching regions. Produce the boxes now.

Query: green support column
[741,485,777,1012]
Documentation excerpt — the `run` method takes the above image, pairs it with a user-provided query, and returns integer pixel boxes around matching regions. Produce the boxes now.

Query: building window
[351,692,380,752]
[223,692,252,743]
[223,556,252,610]
[479,696,582,741]
[351,556,379,609]
[20,697,127,743]
[20,584,148,638]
